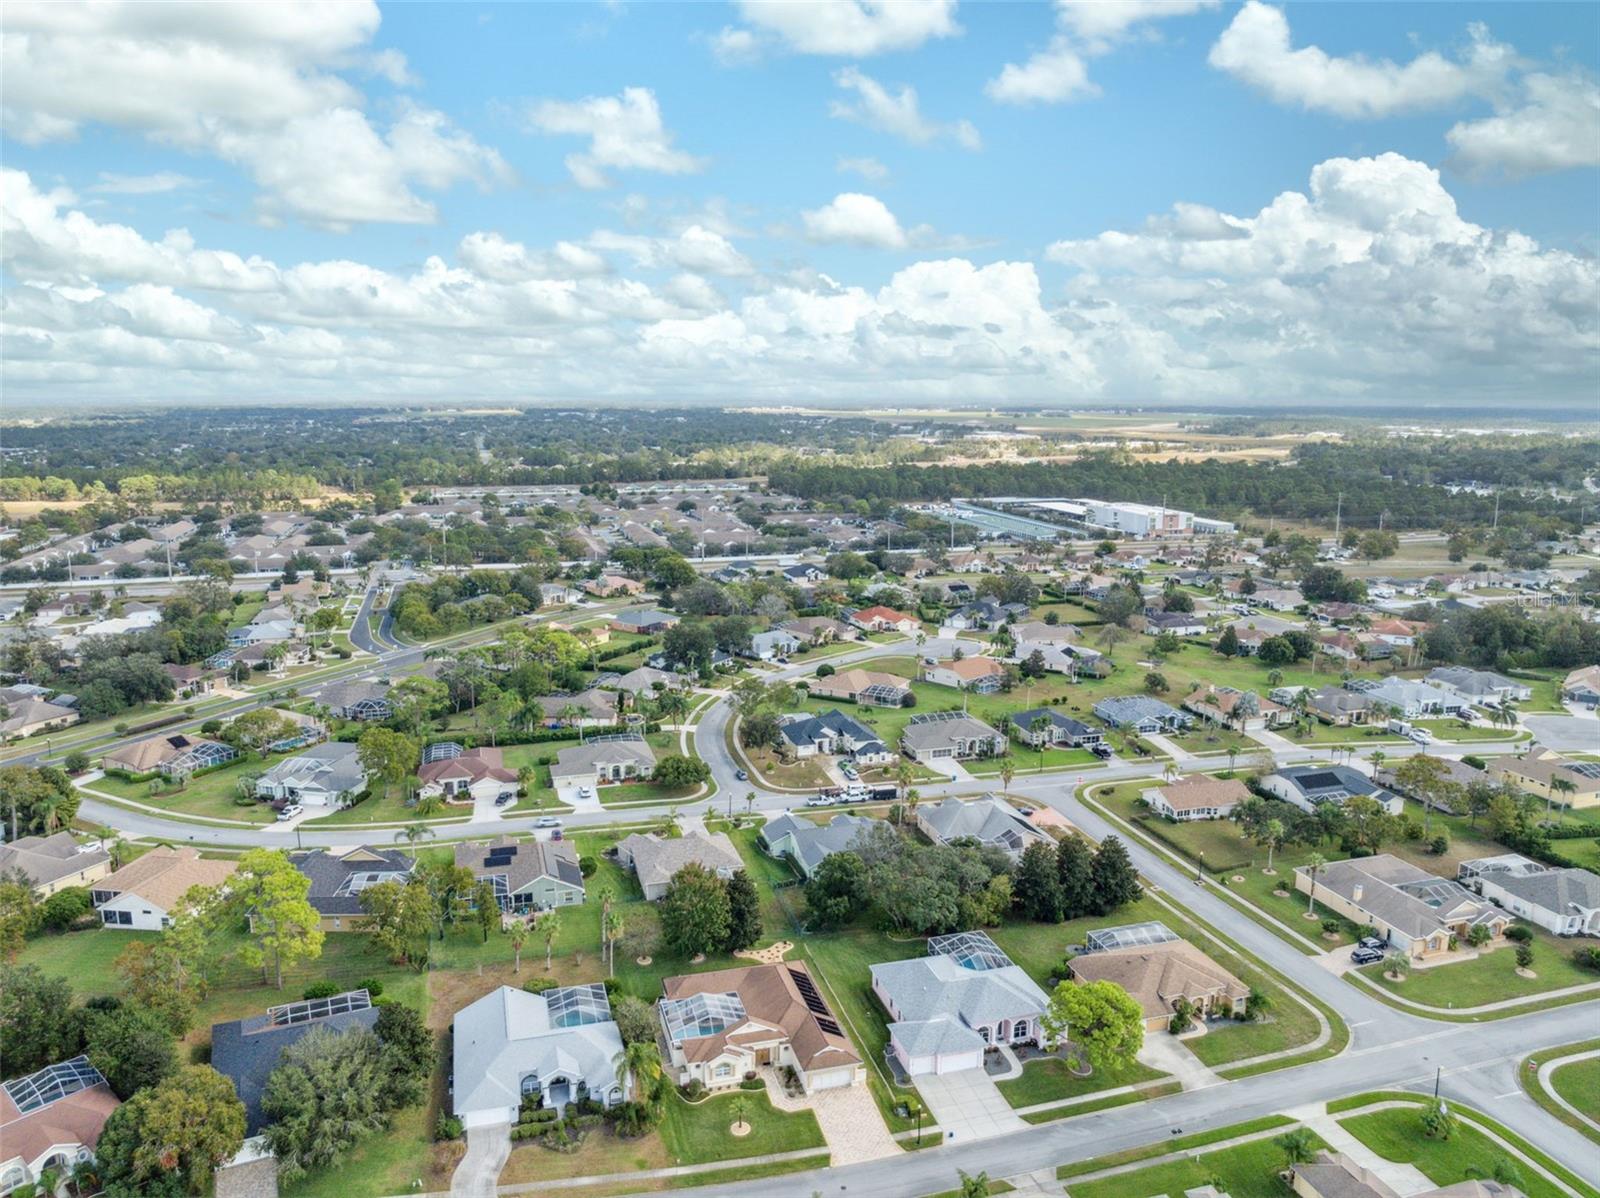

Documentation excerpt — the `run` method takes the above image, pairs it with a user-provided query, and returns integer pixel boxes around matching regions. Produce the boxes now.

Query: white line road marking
[1494,1090,1522,1099]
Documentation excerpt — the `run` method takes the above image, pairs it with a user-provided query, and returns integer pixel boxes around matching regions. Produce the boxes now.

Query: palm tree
[1162,759,1180,782]
[1370,749,1387,777]
[731,1095,750,1135]
[895,757,916,803]
[617,1039,663,1105]
[509,920,529,974]
[594,883,615,962]
[903,788,921,820]
[1304,852,1326,914]
[559,703,587,742]
[1262,818,1284,872]
[395,820,434,860]
[998,758,1016,795]
[541,910,561,971]
[1548,776,1576,820]
[1029,715,1051,771]
[604,910,624,978]
[1226,747,1239,777]
[1275,1128,1318,1167]
[744,791,757,818]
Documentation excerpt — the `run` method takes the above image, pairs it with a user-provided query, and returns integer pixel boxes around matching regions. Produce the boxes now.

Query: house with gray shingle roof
[550,734,656,790]
[456,836,584,913]
[1295,854,1509,960]
[291,845,415,931]
[1092,695,1191,733]
[916,797,1050,858]
[759,813,881,879]
[1458,855,1600,938]
[616,831,742,901]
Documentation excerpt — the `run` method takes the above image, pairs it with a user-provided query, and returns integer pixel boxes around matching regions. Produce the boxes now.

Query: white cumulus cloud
[802,193,907,248]
[831,68,980,149]
[1447,72,1600,177]
[526,87,706,189]
[722,0,960,59]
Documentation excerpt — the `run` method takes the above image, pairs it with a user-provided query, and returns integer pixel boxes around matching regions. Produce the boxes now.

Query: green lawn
[728,826,803,935]
[1065,1132,1318,1198]
[301,787,471,827]
[1165,724,1257,755]
[996,1054,1165,1109]
[659,1090,825,1165]
[88,761,284,825]
[968,746,1100,776]
[1097,782,1259,873]
[1413,719,1526,743]
[1279,721,1407,747]
[1359,931,1597,1007]
[1550,1057,1600,1116]
[282,1103,435,1198]
[1339,1107,1565,1198]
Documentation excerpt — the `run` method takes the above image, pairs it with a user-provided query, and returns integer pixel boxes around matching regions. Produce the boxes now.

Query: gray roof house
[748,629,802,661]
[254,742,368,808]
[211,990,379,1133]
[616,831,743,901]
[550,734,657,789]
[1092,695,1192,733]
[0,833,111,898]
[899,711,1004,763]
[1260,763,1402,815]
[777,708,892,763]
[1353,678,1465,718]
[1307,684,1374,725]
[1009,708,1103,748]
[917,797,1050,858]
[292,845,414,929]
[1294,854,1508,959]
[456,836,584,913]
[759,813,881,878]
[318,679,392,721]
[533,686,620,727]
[1424,667,1532,704]
[870,935,1051,1077]
[1458,855,1600,938]
[451,983,625,1129]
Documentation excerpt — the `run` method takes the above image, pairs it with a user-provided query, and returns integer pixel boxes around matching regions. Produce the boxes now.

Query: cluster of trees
[359,858,501,966]
[804,824,1141,935]
[1417,604,1600,672]
[389,568,557,639]
[1299,565,1367,604]
[660,864,761,958]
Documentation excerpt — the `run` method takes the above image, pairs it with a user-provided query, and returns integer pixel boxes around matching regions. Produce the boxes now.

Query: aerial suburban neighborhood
[1,3,1598,1198]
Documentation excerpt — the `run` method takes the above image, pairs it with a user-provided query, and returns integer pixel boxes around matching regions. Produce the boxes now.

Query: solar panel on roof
[1295,771,1344,791]
[815,1017,842,1036]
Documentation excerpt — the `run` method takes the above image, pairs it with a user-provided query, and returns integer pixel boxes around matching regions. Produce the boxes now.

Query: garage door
[934,1050,982,1075]
[807,1066,858,1091]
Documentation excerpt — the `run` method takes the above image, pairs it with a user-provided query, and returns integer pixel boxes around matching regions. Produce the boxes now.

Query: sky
[3,0,1598,411]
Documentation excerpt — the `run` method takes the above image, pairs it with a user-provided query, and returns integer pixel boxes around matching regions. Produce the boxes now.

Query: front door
[755,1047,772,1066]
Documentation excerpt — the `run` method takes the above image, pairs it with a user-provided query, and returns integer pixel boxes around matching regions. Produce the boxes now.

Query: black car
[734,769,748,781]
[1358,936,1386,951]
[1090,743,1114,759]
[1350,946,1384,966]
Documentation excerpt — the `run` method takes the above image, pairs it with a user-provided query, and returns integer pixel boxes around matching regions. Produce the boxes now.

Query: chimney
[1352,884,1364,903]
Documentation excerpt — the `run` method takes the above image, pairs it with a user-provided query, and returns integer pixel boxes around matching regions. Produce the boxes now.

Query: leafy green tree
[86,1004,178,1099]
[262,1026,392,1183]
[1090,836,1141,915]
[723,870,762,953]
[1056,835,1096,920]
[0,964,83,1074]
[612,994,658,1046]
[358,727,420,804]
[805,851,869,929]
[227,849,325,988]
[473,881,499,943]
[661,863,731,958]
[652,754,711,787]
[358,879,432,967]
[0,878,39,961]
[1041,979,1144,1073]
[96,1066,245,1196]
[1013,841,1062,922]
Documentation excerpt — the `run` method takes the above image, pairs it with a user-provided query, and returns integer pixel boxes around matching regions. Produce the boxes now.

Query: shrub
[578,856,598,878]
[355,977,385,999]
[681,1080,707,1101]
[1572,946,1600,973]
[1461,755,1486,770]
[38,887,92,933]
[302,981,341,1000]
[739,1078,764,1091]
[1320,918,1339,935]
[434,1114,463,1141]
[1503,924,1533,944]
[815,663,835,677]
[1428,835,1449,855]
[1514,943,1534,970]
[64,750,91,774]
[522,977,559,994]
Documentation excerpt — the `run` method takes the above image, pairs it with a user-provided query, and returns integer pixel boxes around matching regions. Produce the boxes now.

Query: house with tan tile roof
[1069,937,1249,1030]
[659,962,864,1095]
[92,847,236,931]
[921,656,1006,693]
[0,1056,120,1196]
[1143,775,1250,821]
[847,605,919,634]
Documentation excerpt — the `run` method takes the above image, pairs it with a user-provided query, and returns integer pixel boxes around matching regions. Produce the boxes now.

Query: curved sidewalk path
[1535,1048,1600,1138]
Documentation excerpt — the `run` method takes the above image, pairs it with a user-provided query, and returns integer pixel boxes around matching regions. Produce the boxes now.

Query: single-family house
[1368,618,1429,647]
[161,662,217,698]
[211,990,379,1134]
[781,616,854,645]
[1249,587,1305,611]
[1260,763,1403,815]
[91,848,236,930]
[780,563,825,583]
[1560,665,1600,708]
[1425,667,1532,705]
[759,813,881,879]
[1144,610,1207,637]
[610,666,687,696]
[1294,855,1509,959]
[1457,855,1600,938]
[533,687,620,728]
[1182,686,1291,731]
[921,656,1006,693]
[1353,678,1464,719]
[871,932,1050,1076]
[1008,707,1102,749]
[254,742,368,808]
[451,984,625,1129]
[748,629,802,661]
[1486,749,1600,810]
[102,733,236,779]
[0,1057,120,1197]
[1068,937,1249,1030]
[917,797,1050,857]
[615,831,743,901]
[1093,695,1192,734]
[1307,685,1374,726]
[417,747,518,804]
[659,962,864,1094]
[0,695,79,739]
[538,582,578,606]
[550,734,656,791]
[1143,775,1249,821]
[847,606,919,635]
[776,709,893,764]
[1374,757,1483,810]
[1009,621,1077,647]
[582,574,644,598]
[292,845,415,931]
[609,609,679,635]
[318,679,392,721]
[456,837,584,913]
[900,712,1004,764]
[0,833,111,898]
[806,668,911,707]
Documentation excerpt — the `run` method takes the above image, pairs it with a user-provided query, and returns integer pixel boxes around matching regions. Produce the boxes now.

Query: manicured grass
[1550,1057,1600,1119]
[88,761,284,825]
[1358,931,1598,1007]
[303,786,470,827]
[741,743,834,790]
[1339,1107,1566,1198]
[658,1090,825,1165]
[1519,1039,1600,1145]
[1065,1131,1320,1198]
[967,746,1100,775]
[1165,724,1256,755]
[1413,719,1526,743]
[996,1054,1165,1109]
[1021,1080,1182,1123]
[664,1155,831,1190]
[1097,782,1257,872]
[1057,1116,1297,1179]
[598,781,702,807]
[729,825,804,936]
[1279,721,1407,746]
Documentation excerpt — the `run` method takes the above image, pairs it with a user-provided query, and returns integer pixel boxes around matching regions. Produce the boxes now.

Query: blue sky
[3,1,1597,409]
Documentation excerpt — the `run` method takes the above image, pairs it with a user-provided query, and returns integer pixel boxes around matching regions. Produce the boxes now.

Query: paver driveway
[762,1071,899,1164]
[914,1067,1026,1143]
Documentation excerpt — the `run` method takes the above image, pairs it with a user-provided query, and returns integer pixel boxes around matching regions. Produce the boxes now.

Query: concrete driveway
[451,1123,510,1198]
[913,1066,1026,1144]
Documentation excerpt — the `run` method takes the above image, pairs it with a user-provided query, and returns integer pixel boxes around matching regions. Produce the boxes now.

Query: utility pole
[1492,491,1500,531]
[1334,492,1343,543]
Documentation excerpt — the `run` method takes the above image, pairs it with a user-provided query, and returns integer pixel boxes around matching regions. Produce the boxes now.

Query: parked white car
[276,803,303,821]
